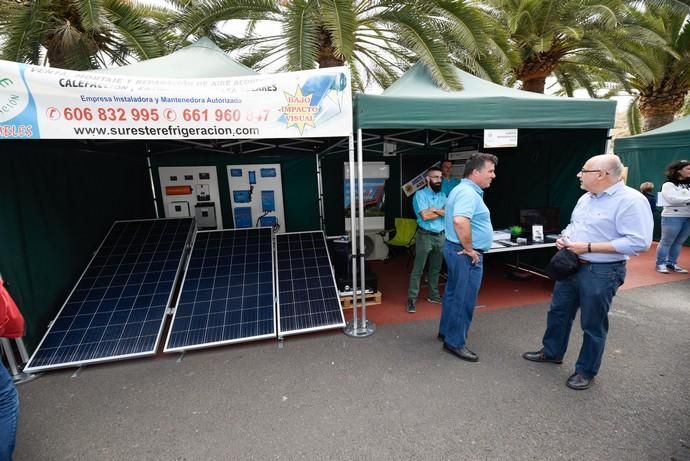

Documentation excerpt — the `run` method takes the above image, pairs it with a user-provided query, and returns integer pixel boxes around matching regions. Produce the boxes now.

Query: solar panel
[276,231,345,336]
[164,228,275,352]
[24,218,195,372]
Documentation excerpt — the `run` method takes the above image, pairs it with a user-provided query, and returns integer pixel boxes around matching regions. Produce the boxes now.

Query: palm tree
[170,0,503,92]
[0,0,169,70]
[621,7,690,131]
[480,0,640,93]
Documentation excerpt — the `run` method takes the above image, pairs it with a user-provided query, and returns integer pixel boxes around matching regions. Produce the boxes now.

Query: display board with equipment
[158,166,222,230]
[227,164,285,232]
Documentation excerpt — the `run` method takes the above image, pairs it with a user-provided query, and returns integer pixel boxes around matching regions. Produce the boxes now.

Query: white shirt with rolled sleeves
[562,181,653,263]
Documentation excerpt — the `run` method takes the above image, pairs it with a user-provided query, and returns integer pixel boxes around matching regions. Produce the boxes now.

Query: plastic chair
[385,218,418,263]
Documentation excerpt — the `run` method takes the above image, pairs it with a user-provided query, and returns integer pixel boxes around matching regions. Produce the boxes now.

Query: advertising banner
[0,60,352,139]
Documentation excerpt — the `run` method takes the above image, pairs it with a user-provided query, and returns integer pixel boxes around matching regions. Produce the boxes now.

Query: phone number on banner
[48,107,271,123]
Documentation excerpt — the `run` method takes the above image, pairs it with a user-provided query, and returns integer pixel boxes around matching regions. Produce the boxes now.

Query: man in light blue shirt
[439,153,498,362]
[523,154,653,390]
[406,167,447,313]
[441,160,460,197]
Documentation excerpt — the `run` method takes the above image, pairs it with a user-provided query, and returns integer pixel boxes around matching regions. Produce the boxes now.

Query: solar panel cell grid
[165,227,275,352]
[24,218,194,372]
[276,232,345,336]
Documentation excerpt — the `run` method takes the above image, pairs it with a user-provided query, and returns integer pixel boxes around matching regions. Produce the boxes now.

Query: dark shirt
[644,192,656,212]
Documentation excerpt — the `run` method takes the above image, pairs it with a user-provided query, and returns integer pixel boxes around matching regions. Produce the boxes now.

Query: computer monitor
[519,208,560,234]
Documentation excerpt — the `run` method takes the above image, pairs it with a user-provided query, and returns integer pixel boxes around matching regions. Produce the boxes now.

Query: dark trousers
[542,261,626,377]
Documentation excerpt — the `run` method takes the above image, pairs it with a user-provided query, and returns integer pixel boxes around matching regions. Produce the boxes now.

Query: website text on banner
[0,60,352,140]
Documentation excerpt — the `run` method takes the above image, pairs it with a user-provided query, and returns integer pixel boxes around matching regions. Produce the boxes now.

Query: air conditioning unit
[364,232,389,261]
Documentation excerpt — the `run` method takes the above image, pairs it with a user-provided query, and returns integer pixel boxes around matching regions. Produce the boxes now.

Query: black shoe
[522,349,563,364]
[426,297,442,304]
[406,299,416,313]
[566,372,594,390]
[443,343,479,362]
[437,333,445,342]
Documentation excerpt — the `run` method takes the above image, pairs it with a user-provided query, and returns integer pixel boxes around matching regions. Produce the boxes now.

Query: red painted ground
[344,242,690,327]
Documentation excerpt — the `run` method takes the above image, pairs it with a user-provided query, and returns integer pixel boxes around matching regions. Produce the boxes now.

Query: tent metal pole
[316,153,325,231]
[344,130,375,338]
[146,155,160,219]
[344,133,360,336]
[604,129,612,154]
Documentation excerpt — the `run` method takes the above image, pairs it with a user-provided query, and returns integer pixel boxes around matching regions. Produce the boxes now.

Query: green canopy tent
[614,115,690,241]
[0,40,345,351]
[317,63,616,236]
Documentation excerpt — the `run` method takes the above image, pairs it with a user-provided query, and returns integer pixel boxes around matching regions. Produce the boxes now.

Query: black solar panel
[24,218,195,372]
[276,231,345,336]
[164,228,275,352]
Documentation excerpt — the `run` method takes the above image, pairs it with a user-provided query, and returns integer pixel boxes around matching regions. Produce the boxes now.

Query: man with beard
[406,166,446,313]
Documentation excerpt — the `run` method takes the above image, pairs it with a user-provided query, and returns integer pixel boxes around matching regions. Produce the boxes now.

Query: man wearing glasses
[406,166,446,313]
[523,154,653,390]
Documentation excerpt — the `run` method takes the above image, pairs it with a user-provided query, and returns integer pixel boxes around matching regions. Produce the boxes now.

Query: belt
[418,228,444,236]
[445,240,484,253]
[578,259,626,265]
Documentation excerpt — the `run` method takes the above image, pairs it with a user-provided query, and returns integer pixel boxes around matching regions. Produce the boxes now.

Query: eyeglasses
[580,169,608,175]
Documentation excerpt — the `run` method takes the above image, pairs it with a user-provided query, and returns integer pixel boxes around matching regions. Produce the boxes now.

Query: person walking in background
[406,166,446,313]
[440,160,460,197]
[640,182,657,213]
[523,154,653,390]
[655,160,690,273]
[439,153,497,362]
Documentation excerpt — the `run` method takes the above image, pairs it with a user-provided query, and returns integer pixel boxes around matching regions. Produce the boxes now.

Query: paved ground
[14,279,690,461]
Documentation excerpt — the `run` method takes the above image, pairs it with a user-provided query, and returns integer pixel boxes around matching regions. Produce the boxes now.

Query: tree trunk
[638,85,688,132]
[515,49,563,94]
[317,26,344,68]
[521,77,546,93]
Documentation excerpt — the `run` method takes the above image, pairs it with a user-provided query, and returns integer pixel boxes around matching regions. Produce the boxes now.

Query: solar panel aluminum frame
[276,231,346,337]
[23,218,196,372]
[163,227,277,353]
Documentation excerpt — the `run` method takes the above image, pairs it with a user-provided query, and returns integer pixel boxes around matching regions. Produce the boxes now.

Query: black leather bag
[544,248,580,281]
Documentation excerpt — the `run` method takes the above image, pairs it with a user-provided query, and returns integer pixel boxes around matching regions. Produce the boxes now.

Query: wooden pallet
[340,291,382,309]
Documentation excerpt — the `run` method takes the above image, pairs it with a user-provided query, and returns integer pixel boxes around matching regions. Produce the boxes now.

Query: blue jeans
[542,261,626,378]
[656,216,690,266]
[439,241,483,348]
[0,365,18,461]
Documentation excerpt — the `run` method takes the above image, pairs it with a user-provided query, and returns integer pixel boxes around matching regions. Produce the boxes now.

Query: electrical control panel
[227,164,285,232]
[158,166,222,230]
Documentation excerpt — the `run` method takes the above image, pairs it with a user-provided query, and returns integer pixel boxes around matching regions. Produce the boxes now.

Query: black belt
[578,259,626,265]
[418,228,444,236]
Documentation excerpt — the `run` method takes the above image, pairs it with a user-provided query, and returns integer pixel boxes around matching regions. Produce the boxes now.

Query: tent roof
[354,63,616,130]
[614,115,690,152]
[91,38,257,78]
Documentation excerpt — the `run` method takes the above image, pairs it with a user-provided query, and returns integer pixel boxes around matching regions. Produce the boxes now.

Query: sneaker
[426,297,442,304]
[406,299,416,313]
[656,264,670,273]
[667,264,688,273]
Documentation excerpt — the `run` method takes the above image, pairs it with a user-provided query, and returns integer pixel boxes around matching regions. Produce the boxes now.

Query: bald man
[523,154,653,390]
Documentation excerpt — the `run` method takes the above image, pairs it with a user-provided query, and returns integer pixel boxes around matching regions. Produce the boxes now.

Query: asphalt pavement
[13,279,690,461]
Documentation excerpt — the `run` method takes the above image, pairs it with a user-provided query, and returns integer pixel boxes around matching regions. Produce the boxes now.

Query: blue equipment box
[260,168,277,178]
[233,190,251,203]
[261,190,275,212]
[230,169,243,177]
[234,207,252,228]
[259,216,278,227]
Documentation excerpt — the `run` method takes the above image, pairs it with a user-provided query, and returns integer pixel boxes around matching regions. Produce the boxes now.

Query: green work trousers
[407,231,445,300]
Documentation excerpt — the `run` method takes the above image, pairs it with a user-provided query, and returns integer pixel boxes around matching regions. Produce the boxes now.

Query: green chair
[385,218,418,263]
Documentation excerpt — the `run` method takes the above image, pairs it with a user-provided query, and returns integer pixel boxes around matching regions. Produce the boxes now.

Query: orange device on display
[165,185,193,195]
